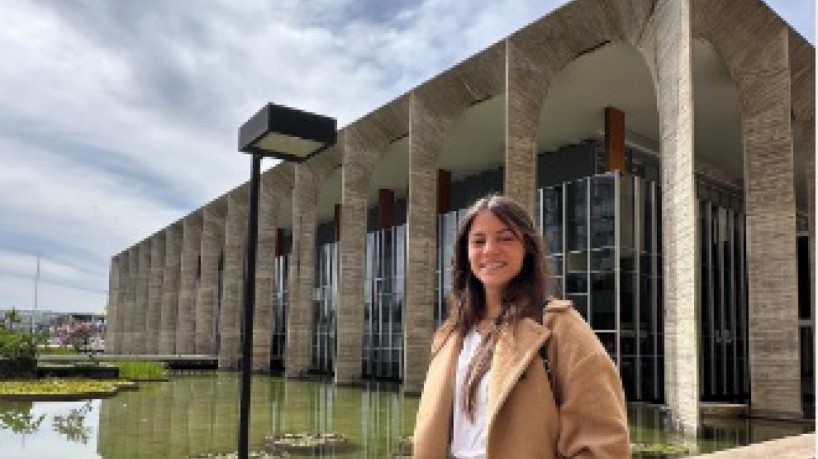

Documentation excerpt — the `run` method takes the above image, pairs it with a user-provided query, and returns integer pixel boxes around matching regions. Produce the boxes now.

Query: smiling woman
[413,195,629,459]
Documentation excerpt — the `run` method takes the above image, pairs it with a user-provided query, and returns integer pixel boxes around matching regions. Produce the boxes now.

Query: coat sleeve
[555,350,630,458]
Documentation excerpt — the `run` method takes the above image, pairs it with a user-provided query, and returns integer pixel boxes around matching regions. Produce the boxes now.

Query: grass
[111,361,168,381]
[37,346,80,355]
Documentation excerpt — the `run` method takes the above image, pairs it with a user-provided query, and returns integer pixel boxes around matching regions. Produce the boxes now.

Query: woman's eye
[471,240,485,246]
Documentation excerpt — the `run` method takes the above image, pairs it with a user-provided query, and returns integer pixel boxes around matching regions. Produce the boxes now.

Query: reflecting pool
[0,374,812,458]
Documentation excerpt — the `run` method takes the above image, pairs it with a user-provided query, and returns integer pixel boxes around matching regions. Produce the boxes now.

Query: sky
[0,0,814,315]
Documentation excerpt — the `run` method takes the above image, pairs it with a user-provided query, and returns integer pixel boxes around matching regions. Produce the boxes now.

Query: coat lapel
[420,324,462,457]
[486,318,552,430]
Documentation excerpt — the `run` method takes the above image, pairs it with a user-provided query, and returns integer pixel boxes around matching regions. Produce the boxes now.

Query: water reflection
[96,374,417,459]
[0,375,812,458]
[53,401,93,444]
[0,402,45,435]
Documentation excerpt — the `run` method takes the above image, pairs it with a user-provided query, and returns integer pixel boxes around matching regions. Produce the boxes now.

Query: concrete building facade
[105,0,814,432]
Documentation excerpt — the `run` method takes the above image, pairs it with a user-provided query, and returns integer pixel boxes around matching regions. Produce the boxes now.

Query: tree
[3,307,21,330]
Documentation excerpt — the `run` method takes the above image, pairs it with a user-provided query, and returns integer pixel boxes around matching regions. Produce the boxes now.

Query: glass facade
[697,182,748,402]
[539,172,663,402]
[312,242,338,374]
[364,225,406,380]
[271,254,288,369]
[265,162,764,405]
[436,210,465,329]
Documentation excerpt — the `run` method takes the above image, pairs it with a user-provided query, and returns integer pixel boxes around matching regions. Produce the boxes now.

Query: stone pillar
[655,0,699,433]
[115,250,128,353]
[123,246,138,354]
[337,129,376,384]
[404,94,444,393]
[286,163,317,377]
[135,240,150,354]
[196,199,226,355]
[801,119,815,332]
[505,38,548,217]
[146,232,165,355]
[160,223,183,355]
[255,166,293,371]
[177,212,203,355]
[739,27,801,418]
[105,255,120,354]
[219,187,248,369]
[253,178,276,371]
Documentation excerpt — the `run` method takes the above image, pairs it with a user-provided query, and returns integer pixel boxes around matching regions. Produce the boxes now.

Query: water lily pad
[631,441,692,457]
[265,431,354,455]
[188,451,287,459]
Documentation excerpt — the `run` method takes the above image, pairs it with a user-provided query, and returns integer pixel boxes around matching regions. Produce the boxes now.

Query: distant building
[0,309,106,346]
[106,0,814,433]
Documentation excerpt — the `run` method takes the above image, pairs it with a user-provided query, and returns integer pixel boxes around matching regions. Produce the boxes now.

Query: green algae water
[0,373,811,458]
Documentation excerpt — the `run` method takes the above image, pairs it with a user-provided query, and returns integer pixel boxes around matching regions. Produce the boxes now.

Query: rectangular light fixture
[238,103,337,162]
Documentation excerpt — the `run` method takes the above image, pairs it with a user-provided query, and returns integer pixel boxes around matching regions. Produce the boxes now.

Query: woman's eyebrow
[469,228,513,237]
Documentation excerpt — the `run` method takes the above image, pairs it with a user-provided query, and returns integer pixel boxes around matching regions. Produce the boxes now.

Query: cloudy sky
[0,0,813,315]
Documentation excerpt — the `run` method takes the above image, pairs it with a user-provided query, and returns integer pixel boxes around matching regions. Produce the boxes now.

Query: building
[105,0,814,433]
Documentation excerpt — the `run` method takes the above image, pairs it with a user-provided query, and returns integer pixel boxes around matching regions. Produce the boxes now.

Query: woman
[413,195,629,459]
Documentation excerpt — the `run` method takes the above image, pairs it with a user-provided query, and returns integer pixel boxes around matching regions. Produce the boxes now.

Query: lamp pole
[238,153,261,459]
[236,102,335,459]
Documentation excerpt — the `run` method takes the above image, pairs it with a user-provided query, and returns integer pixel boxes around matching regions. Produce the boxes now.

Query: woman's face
[467,209,525,293]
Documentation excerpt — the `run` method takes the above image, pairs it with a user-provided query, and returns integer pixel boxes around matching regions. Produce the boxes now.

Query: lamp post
[237,103,336,459]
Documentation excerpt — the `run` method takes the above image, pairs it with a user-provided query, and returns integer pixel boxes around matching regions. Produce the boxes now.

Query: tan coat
[413,300,629,459]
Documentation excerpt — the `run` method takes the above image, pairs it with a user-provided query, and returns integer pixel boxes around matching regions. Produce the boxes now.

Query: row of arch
[107,0,814,432]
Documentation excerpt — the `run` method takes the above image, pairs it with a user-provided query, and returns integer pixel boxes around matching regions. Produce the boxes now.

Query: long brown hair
[445,194,550,421]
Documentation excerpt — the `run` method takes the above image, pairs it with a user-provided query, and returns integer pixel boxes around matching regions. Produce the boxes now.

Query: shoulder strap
[539,298,573,400]
[538,341,552,386]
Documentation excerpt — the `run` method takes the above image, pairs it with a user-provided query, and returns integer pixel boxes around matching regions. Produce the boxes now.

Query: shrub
[0,327,44,379]
[113,361,167,381]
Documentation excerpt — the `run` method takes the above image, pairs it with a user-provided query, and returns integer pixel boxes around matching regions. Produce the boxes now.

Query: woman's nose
[482,238,499,253]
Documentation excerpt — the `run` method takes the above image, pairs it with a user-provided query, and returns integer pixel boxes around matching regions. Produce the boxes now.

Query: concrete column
[801,119,815,332]
[505,39,548,217]
[105,255,120,354]
[177,212,203,355]
[123,246,138,354]
[115,250,128,353]
[655,0,699,433]
[404,94,445,393]
[286,164,317,377]
[146,232,165,355]
[337,129,376,384]
[253,178,276,371]
[135,240,150,354]
[160,223,183,354]
[739,27,801,418]
[254,166,293,371]
[219,187,248,369]
[196,199,226,355]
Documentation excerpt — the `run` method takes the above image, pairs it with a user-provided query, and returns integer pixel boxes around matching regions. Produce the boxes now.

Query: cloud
[0,0,811,313]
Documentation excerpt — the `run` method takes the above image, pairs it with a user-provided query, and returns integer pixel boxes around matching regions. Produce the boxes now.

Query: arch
[505,0,657,215]
[692,0,803,418]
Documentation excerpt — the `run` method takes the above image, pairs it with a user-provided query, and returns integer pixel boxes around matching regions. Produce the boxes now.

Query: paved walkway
[692,433,814,458]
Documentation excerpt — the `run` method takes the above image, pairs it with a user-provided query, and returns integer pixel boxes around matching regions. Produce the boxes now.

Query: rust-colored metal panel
[605,106,626,173]
[437,169,452,214]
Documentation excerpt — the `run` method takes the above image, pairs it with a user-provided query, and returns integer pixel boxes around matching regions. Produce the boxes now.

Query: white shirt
[450,328,489,459]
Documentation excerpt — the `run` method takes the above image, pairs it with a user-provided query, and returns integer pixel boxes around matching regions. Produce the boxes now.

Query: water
[0,374,811,458]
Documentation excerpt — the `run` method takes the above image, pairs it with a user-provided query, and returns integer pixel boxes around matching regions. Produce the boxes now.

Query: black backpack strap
[538,341,553,390]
